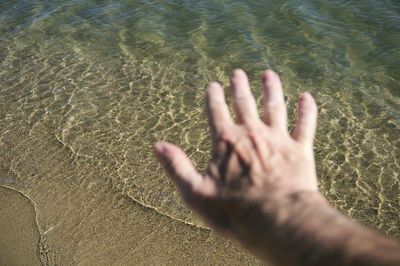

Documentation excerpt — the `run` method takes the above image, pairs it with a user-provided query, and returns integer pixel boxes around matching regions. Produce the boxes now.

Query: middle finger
[230,69,260,125]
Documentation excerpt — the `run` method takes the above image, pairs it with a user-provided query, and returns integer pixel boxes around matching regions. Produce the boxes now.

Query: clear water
[0,0,399,264]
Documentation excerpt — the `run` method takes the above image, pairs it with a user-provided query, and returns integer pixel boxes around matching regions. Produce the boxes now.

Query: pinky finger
[292,92,318,147]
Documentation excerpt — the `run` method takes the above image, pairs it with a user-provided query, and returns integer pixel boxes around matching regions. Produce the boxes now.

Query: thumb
[153,142,203,192]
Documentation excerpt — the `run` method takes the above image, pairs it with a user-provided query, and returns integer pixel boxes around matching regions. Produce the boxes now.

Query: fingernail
[154,143,165,154]
[231,69,244,79]
[301,92,311,101]
[207,82,220,94]
[208,82,220,88]
[262,70,275,83]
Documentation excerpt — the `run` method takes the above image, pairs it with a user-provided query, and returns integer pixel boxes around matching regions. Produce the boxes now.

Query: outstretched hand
[154,69,318,235]
[154,69,400,265]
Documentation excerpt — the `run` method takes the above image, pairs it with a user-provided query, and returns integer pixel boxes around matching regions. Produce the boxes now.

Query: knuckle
[245,123,260,137]
[301,105,316,114]
[266,101,283,112]
[218,126,236,141]
[300,101,317,113]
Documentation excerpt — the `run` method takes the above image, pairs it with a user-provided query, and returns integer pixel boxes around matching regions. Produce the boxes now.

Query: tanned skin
[154,69,400,266]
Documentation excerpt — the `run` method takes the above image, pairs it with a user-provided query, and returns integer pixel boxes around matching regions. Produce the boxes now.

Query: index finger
[206,82,234,138]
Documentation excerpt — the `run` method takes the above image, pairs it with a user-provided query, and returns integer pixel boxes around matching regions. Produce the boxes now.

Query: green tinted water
[0,0,399,264]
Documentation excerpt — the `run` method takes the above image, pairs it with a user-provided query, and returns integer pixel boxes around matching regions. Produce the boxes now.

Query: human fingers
[292,92,318,148]
[154,142,216,197]
[230,69,259,125]
[262,70,287,131]
[206,82,234,138]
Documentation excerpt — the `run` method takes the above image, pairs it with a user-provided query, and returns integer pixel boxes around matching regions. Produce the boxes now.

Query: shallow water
[0,0,399,264]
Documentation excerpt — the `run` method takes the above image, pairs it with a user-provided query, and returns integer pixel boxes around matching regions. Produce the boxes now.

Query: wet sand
[0,185,263,265]
[0,187,41,266]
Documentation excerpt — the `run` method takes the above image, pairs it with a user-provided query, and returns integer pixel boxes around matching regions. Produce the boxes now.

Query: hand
[154,69,400,265]
[154,69,318,235]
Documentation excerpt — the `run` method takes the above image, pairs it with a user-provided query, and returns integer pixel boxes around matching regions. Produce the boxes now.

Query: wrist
[227,190,334,263]
[228,189,328,239]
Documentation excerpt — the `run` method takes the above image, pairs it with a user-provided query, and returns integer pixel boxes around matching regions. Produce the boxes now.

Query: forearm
[230,191,400,266]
